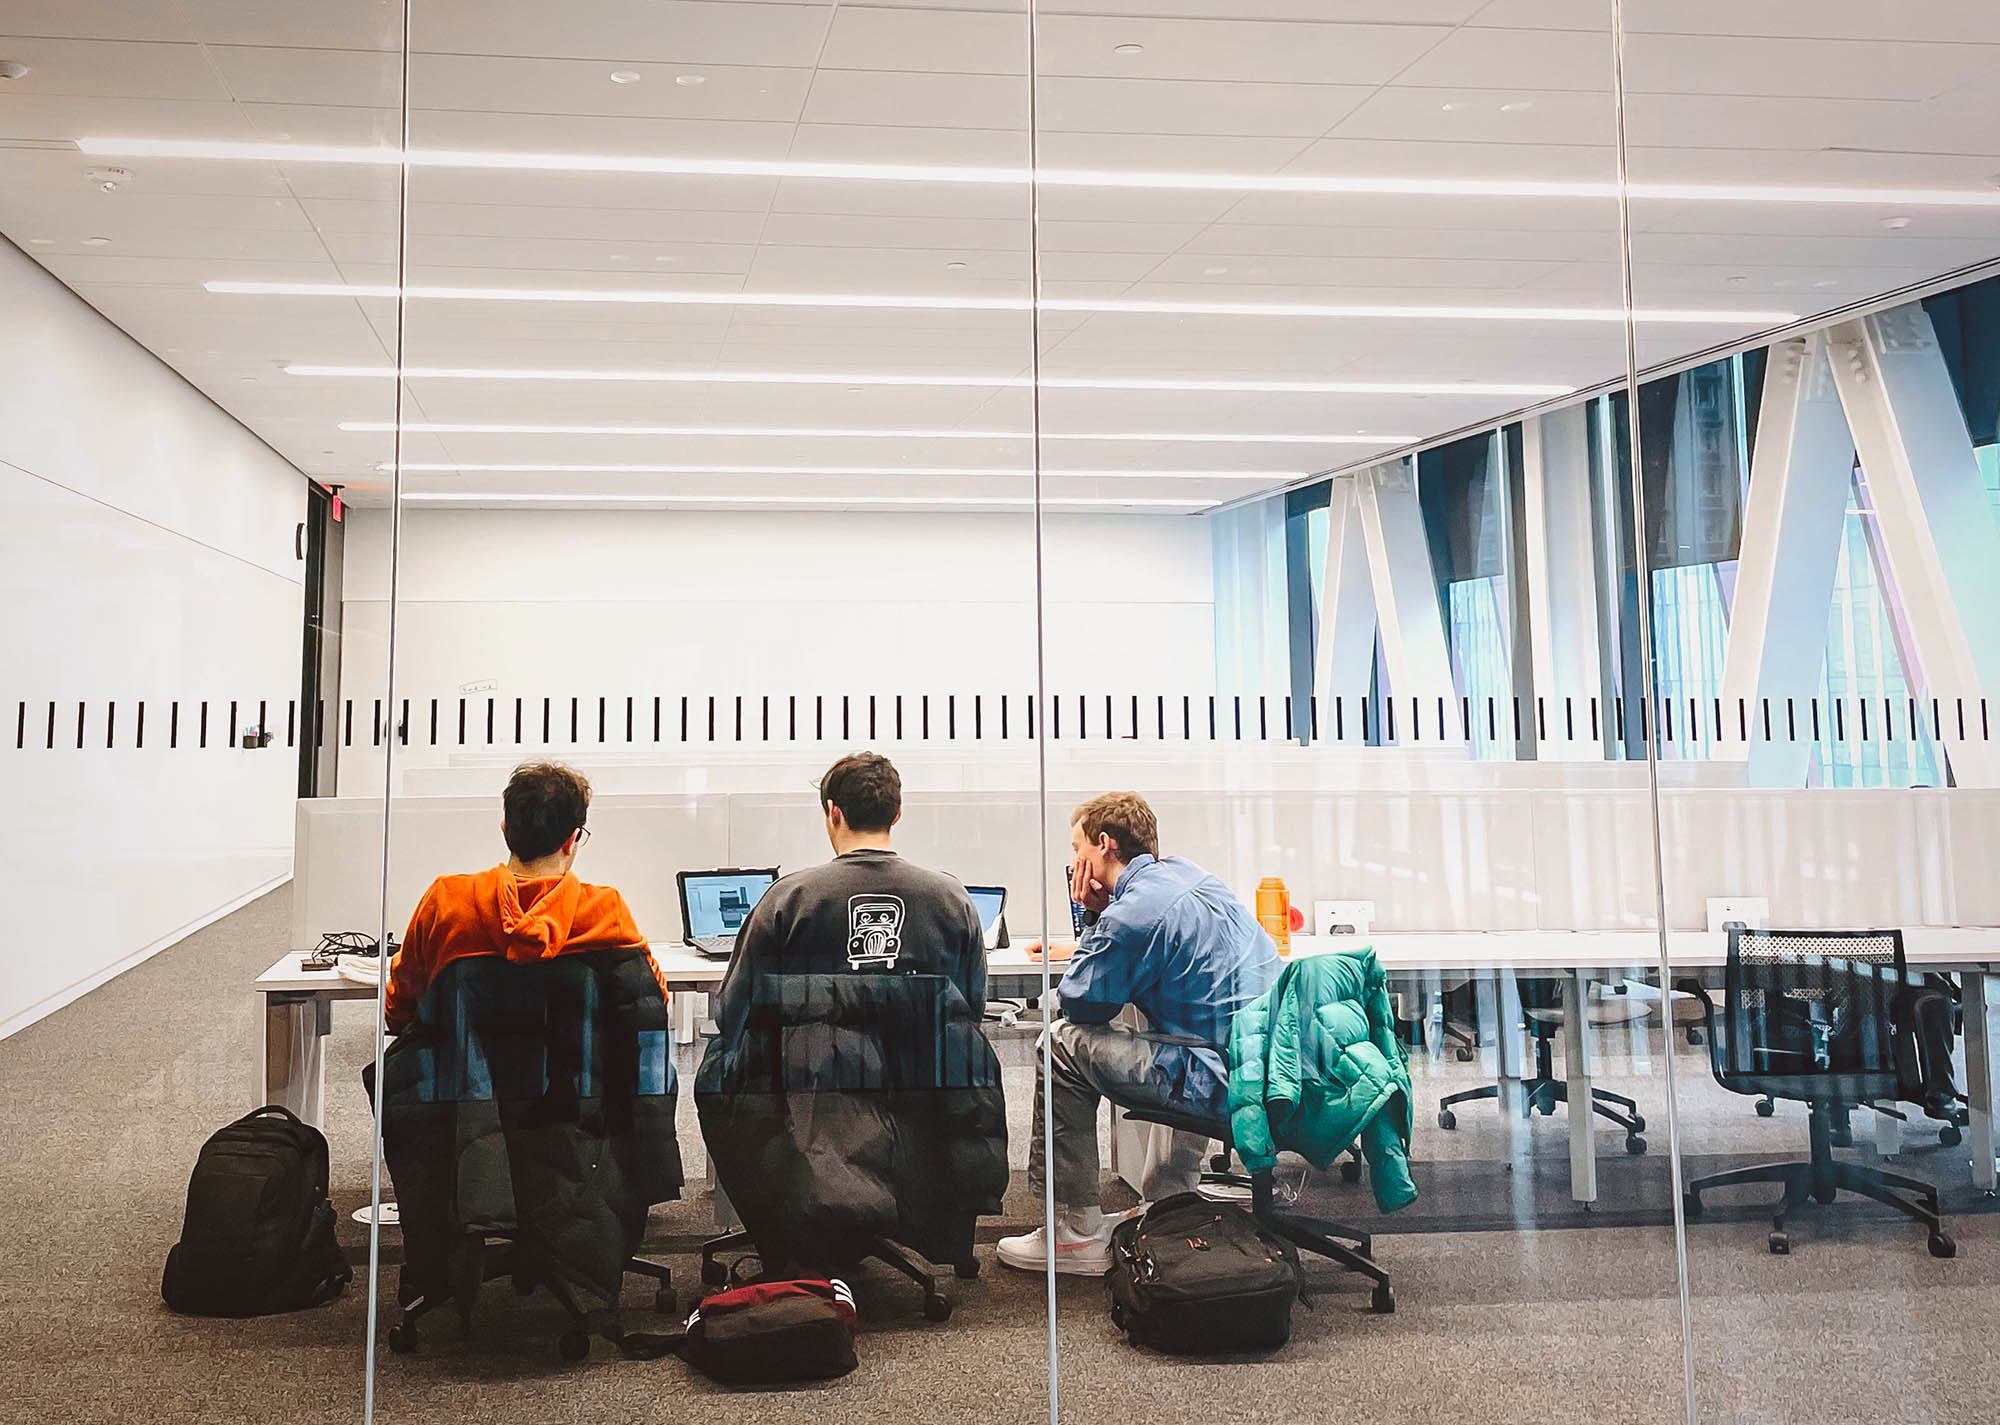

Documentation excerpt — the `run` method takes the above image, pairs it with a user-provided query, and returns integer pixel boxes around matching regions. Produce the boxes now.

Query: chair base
[1684,1101,1953,1257]
[1438,1079,1647,1151]
[385,1238,674,1359]
[700,1227,964,1322]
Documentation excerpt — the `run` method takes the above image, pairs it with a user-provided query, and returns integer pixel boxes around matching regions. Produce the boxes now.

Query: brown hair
[1071,791,1159,862]
[502,762,591,861]
[819,752,902,832]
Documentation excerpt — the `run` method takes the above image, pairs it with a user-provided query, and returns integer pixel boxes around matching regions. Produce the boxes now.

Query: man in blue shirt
[997,791,1279,1276]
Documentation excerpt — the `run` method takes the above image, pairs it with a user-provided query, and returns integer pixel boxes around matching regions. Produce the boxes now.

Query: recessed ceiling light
[339,420,1414,444]
[945,260,968,270]
[401,492,1216,511]
[675,73,706,87]
[289,363,1575,397]
[1202,266,1229,276]
[78,137,2000,209]
[1114,43,1144,56]
[0,60,31,81]
[1812,278,1838,289]
[207,279,1793,326]
[609,253,630,262]
[27,237,52,245]
[1881,215,1912,229]
[388,462,1286,480]
[241,375,258,383]
[81,235,111,246]
[1725,275,1748,286]
[1440,101,1472,113]
[609,70,642,85]
[1499,100,1533,113]
[653,254,678,263]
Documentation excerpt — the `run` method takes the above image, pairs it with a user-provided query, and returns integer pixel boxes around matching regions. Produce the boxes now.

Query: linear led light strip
[397,492,1215,509]
[340,420,1411,444]
[209,281,1792,326]
[381,462,1287,479]
[79,138,2000,207]
[292,365,1573,396]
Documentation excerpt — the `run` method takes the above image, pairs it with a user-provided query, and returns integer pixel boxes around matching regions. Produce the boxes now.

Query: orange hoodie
[385,865,668,1033]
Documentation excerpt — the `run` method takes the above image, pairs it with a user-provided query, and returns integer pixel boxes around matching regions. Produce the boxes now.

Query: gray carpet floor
[2,885,1994,1425]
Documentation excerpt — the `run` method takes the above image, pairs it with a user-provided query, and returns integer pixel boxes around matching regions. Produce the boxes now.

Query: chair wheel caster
[1929,1231,1957,1259]
[386,1323,418,1354]
[1830,1129,1853,1149]
[1754,1099,1775,1118]
[559,1329,590,1361]
[955,1259,981,1279]
[1438,1110,1457,1131]
[1455,1047,1475,1062]
[1629,1116,1646,1134]
[923,1295,953,1323]
[1940,1123,1963,1147]
[1625,1135,1647,1155]
[1682,1193,1702,1220]
[1768,1232,1790,1255]
[1685,1028,1703,1047]
[1339,1159,1362,1184]
[1210,1153,1232,1174]
[654,1287,676,1315]
[700,1259,728,1287]
[1371,1283,1395,1314]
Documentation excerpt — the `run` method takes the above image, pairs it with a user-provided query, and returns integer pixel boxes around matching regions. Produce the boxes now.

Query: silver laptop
[676,868,778,959]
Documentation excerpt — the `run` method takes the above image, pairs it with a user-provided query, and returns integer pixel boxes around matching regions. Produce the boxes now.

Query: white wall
[334,506,1214,793]
[0,238,305,1037]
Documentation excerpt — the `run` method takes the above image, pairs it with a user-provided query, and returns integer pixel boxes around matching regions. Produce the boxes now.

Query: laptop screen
[681,870,777,940]
[966,886,1006,934]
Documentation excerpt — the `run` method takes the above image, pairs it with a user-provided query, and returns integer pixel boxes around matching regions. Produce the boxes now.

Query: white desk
[253,928,2000,1203]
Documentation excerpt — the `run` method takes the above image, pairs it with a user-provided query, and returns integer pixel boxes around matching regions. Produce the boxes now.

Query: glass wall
[13,3,2000,1423]
[1622,2,2000,1418]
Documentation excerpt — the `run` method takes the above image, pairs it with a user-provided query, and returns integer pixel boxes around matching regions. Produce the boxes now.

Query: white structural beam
[1354,458,1463,746]
[1521,406,1606,758]
[1719,333,1856,785]
[1827,305,2000,788]
[1314,473,1380,741]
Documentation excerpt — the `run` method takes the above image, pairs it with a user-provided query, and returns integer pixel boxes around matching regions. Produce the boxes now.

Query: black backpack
[162,1106,352,1317]
[1107,1194,1301,1354]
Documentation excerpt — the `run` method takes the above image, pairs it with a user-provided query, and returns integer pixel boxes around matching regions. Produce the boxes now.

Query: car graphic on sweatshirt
[845,895,905,970]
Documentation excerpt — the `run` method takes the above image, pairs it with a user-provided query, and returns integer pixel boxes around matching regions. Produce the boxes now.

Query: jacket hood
[480,865,587,962]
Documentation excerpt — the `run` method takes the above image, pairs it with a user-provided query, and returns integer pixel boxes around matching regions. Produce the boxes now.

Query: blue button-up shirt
[1057,853,1280,1115]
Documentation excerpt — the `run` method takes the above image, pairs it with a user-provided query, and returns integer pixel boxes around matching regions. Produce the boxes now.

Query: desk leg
[259,991,330,1130]
[1564,971,1598,1204]
[1966,971,1997,1193]
[1490,972,1528,1167]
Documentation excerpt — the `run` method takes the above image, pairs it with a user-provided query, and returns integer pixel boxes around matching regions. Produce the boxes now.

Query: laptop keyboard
[691,937,733,956]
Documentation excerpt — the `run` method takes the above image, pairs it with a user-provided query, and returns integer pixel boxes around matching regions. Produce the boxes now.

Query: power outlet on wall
[1315,899,1376,936]
[1706,897,1770,933]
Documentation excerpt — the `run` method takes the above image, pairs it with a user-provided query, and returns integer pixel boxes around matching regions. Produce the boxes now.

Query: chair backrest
[734,969,994,1095]
[1710,927,1905,1100]
[403,948,673,1107]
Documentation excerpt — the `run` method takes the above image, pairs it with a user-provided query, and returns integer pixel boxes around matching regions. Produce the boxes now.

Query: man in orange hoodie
[383,761,667,1033]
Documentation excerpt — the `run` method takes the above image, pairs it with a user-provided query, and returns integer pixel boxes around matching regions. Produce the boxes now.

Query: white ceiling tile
[801,68,1029,130]
[1391,26,1610,92]
[409,0,834,66]
[407,53,814,122]
[207,44,402,107]
[819,8,1027,75]
[1033,15,1451,85]
[1624,34,2000,103]
[1329,86,1617,147]
[1036,77,1372,139]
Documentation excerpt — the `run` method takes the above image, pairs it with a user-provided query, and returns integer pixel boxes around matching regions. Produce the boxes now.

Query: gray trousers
[1026,1019,1212,1210]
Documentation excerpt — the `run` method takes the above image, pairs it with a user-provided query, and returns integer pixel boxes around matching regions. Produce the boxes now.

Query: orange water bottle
[1256,877,1292,955]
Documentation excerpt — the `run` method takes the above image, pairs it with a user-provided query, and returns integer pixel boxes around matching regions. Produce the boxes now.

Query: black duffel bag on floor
[162,1105,352,1317]
[1107,1193,1301,1354]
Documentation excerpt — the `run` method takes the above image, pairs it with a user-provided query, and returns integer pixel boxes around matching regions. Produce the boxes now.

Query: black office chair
[378,949,682,1360]
[1683,927,1954,1258]
[1121,1104,1395,1315]
[696,970,1009,1322]
[1436,974,1649,1155]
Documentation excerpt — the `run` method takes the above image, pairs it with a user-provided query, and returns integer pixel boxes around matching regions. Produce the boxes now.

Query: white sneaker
[996,1217,1115,1276]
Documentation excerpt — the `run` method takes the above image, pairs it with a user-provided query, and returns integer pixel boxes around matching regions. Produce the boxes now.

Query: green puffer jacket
[1227,947,1416,1213]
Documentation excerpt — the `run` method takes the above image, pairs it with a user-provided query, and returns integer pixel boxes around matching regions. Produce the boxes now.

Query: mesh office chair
[1436,974,1650,1155]
[1684,927,1954,1258]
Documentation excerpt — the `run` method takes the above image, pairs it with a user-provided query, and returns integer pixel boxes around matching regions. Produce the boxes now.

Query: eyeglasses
[575,826,592,849]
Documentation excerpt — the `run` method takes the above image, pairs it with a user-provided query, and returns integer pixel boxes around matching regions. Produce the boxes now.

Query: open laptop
[676,868,779,959]
[966,885,1007,951]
